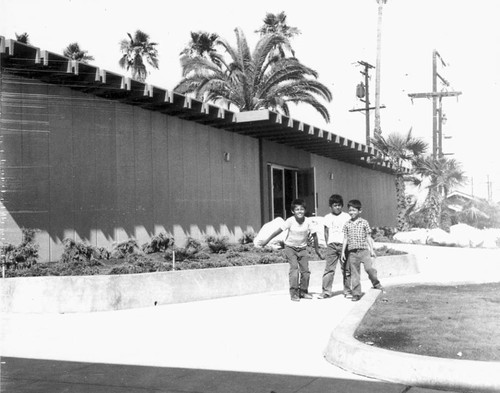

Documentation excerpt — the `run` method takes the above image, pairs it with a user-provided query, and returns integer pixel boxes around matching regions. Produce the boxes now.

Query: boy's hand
[370,250,376,258]
[341,253,346,262]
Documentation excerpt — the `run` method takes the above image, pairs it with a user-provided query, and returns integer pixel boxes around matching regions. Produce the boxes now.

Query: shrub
[257,255,285,264]
[142,233,174,254]
[4,228,39,269]
[372,227,397,243]
[375,245,407,256]
[111,239,141,258]
[205,235,229,253]
[239,231,256,244]
[60,238,107,265]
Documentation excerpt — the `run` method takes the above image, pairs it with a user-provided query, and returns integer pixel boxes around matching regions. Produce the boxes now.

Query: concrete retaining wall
[0,254,418,314]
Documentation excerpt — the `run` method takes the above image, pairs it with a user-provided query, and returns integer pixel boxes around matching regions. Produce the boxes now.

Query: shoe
[300,292,313,299]
[318,292,333,299]
[351,295,361,302]
[344,293,353,299]
[291,295,300,302]
[373,284,383,290]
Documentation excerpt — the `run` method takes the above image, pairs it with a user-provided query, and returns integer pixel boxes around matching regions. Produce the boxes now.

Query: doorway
[269,165,316,219]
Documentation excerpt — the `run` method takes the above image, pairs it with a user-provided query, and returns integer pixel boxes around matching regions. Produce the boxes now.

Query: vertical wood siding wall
[1,75,260,262]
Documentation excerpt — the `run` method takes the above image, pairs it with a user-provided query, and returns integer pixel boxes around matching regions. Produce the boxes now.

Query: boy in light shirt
[259,199,322,302]
[318,194,352,299]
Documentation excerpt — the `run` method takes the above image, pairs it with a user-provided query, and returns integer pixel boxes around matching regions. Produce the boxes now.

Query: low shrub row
[2,229,404,278]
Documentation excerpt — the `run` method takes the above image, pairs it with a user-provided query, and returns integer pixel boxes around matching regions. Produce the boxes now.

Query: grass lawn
[355,282,500,361]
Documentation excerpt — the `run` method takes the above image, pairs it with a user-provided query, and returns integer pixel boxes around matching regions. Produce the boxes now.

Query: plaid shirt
[343,217,371,250]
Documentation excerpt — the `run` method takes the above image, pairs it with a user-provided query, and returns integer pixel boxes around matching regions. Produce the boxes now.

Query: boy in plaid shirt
[341,199,382,301]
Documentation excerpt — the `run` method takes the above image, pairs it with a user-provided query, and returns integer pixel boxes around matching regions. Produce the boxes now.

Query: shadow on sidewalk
[1,356,408,393]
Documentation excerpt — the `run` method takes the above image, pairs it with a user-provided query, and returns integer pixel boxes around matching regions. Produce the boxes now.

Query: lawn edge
[323,284,500,392]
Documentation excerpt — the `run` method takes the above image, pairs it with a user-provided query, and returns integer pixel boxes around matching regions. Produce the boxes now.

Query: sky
[1,0,500,201]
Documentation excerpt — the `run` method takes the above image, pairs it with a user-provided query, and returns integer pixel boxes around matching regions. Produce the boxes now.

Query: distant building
[1,37,398,262]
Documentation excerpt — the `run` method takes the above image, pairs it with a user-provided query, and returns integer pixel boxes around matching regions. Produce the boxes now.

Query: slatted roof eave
[0,35,395,174]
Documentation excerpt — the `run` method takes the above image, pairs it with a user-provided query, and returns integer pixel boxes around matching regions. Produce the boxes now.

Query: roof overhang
[0,37,399,173]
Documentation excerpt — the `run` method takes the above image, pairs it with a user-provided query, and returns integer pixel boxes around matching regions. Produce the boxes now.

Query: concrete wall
[1,74,261,261]
[0,254,418,313]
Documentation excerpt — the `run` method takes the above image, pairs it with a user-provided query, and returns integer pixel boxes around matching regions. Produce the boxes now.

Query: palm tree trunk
[395,174,408,231]
[374,0,386,137]
[425,190,442,229]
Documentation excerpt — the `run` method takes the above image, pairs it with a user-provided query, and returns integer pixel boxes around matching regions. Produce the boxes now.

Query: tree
[412,156,466,229]
[371,129,428,231]
[15,32,29,44]
[374,0,387,138]
[63,42,94,63]
[180,31,219,59]
[174,28,332,123]
[255,11,300,57]
[119,30,159,82]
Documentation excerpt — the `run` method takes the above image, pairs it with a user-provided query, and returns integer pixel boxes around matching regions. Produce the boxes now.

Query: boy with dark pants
[341,199,382,302]
[259,199,322,301]
[319,194,351,299]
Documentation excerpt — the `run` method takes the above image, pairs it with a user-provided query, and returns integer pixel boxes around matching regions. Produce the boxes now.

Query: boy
[319,194,352,299]
[259,199,323,302]
[341,199,382,302]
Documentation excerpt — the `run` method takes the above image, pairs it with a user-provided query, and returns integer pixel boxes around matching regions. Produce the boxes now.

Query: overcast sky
[1,0,499,201]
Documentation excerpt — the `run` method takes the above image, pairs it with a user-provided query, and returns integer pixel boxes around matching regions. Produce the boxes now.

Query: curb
[323,286,500,393]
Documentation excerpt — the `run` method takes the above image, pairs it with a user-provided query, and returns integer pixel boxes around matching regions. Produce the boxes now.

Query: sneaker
[373,284,383,290]
[318,292,333,299]
[291,295,300,302]
[344,293,353,299]
[351,295,361,302]
[300,292,313,299]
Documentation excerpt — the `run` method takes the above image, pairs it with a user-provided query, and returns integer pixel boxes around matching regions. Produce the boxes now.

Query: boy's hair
[329,194,344,207]
[347,199,362,210]
[290,199,306,210]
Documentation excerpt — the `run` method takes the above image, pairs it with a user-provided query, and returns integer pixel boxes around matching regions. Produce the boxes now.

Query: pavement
[2,244,499,392]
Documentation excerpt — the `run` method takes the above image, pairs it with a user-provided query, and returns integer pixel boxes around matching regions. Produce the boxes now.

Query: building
[0,37,398,262]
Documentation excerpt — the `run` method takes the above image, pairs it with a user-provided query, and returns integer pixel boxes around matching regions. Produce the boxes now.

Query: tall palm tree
[119,30,159,82]
[413,156,466,228]
[372,129,428,231]
[255,11,300,57]
[174,28,332,122]
[180,31,219,59]
[374,0,387,138]
[63,42,94,63]
[15,32,29,44]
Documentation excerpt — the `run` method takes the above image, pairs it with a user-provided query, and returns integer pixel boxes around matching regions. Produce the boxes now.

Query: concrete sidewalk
[1,282,457,392]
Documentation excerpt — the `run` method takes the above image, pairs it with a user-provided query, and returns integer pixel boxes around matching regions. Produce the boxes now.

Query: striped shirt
[343,217,371,250]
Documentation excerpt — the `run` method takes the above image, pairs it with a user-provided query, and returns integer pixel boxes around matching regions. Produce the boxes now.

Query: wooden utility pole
[374,0,387,138]
[408,50,461,158]
[349,61,385,145]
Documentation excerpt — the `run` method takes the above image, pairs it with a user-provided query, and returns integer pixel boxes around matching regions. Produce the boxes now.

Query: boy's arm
[341,234,348,262]
[312,233,323,259]
[367,234,376,257]
[259,228,283,247]
[323,226,329,245]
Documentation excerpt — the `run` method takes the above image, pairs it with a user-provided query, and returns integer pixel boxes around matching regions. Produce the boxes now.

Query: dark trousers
[322,243,351,295]
[284,245,310,296]
[349,249,380,297]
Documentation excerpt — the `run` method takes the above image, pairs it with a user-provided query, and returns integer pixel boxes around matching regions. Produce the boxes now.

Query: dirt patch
[355,282,500,361]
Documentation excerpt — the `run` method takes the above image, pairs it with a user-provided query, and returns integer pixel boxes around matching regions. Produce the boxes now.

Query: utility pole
[408,50,461,158]
[349,60,385,145]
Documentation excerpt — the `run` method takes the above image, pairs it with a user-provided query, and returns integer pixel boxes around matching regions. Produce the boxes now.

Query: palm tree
[63,42,94,63]
[371,129,428,231]
[15,32,29,44]
[180,31,219,59]
[119,30,159,82]
[413,156,467,228]
[174,28,332,123]
[374,0,387,138]
[255,11,300,57]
